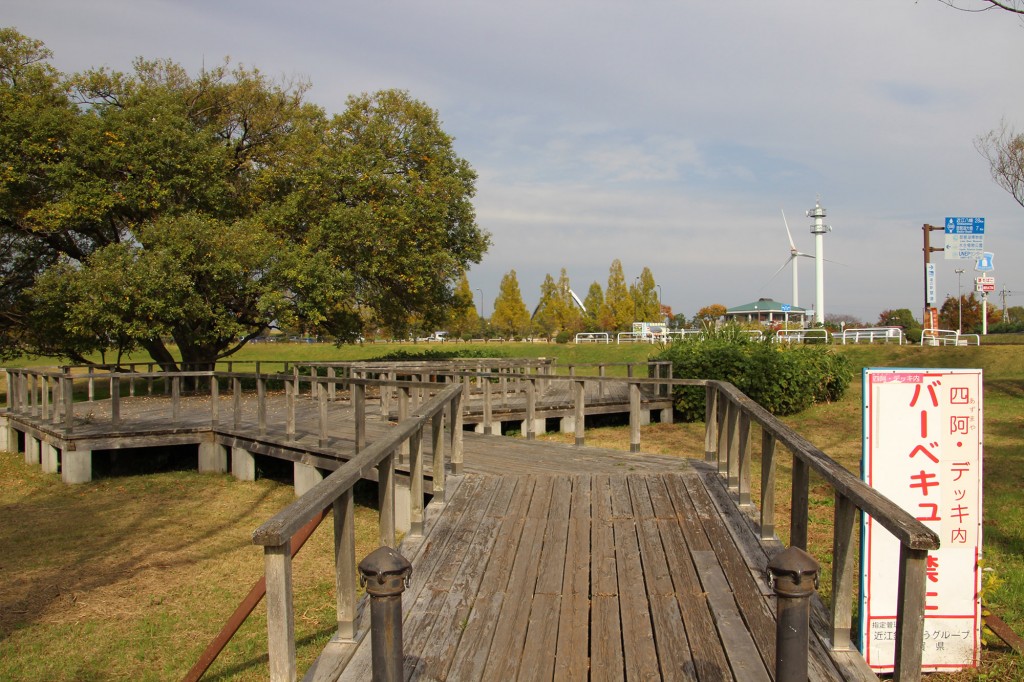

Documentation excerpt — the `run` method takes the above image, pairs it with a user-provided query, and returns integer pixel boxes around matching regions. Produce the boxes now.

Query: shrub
[654,333,853,421]
[555,330,573,344]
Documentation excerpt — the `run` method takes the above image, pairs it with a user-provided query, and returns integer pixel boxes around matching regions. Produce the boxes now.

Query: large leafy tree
[631,266,660,322]
[446,272,479,339]
[0,29,489,366]
[532,273,559,338]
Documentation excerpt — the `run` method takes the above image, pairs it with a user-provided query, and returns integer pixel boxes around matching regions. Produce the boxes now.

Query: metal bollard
[767,545,820,682]
[358,546,413,682]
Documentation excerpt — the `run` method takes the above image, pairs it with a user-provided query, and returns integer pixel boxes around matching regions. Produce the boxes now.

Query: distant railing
[574,332,610,344]
[775,328,831,344]
[921,328,980,346]
[833,327,904,345]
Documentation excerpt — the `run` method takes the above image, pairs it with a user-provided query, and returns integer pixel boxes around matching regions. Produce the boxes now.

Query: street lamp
[476,288,483,319]
[955,269,964,333]
[657,284,663,321]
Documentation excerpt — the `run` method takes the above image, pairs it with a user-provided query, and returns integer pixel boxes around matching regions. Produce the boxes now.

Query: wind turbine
[765,209,813,308]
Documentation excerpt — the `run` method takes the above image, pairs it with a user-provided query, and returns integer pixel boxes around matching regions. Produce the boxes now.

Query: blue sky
[8,0,1024,323]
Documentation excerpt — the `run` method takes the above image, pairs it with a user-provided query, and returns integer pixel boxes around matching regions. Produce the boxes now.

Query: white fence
[833,327,905,345]
[574,332,610,344]
[775,328,830,344]
[921,329,980,346]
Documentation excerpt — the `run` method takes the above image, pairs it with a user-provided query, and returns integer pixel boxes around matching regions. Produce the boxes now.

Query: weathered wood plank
[691,550,772,682]
[591,475,624,681]
[554,475,592,682]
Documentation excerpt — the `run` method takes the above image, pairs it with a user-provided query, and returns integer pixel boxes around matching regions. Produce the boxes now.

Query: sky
[7,0,1024,324]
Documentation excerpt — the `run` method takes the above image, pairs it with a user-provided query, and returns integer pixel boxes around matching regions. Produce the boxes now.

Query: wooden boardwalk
[323,470,872,682]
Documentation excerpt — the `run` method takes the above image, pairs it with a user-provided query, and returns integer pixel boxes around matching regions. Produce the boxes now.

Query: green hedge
[654,335,853,421]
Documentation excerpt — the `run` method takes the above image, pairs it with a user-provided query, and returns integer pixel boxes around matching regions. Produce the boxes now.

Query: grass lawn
[1,338,1022,679]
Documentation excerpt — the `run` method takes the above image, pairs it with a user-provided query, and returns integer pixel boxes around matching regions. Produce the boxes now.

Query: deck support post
[293,462,323,497]
[62,448,92,484]
[0,414,10,452]
[358,547,412,682]
[232,447,256,481]
[768,546,820,682]
[41,442,59,473]
[25,434,40,465]
[629,382,641,453]
[574,379,585,447]
[199,437,228,473]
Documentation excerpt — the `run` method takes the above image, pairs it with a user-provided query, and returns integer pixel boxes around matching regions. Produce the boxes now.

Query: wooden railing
[704,380,940,682]
[250,382,463,682]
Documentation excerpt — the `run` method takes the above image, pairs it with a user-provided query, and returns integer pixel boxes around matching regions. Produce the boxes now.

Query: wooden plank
[657,516,732,681]
[611,477,659,681]
[410,477,516,681]
[517,476,573,681]
[481,476,554,680]
[691,550,772,682]
[683,472,777,675]
[635,511,696,680]
[446,477,536,680]
[554,475,592,682]
[591,475,624,681]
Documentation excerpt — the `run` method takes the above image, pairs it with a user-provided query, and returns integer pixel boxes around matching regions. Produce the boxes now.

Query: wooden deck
[318,470,873,682]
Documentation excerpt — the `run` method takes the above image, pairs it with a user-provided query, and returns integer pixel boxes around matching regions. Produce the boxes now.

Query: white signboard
[944,217,985,260]
[926,263,936,305]
[861,368,983,673]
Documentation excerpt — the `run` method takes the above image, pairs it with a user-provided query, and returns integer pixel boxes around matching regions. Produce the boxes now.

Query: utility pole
[922,224,945,328]
[955,268,964,333]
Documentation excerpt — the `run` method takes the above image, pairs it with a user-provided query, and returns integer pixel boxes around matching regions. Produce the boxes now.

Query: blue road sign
[975,252,994,272]
[944,217,985,259]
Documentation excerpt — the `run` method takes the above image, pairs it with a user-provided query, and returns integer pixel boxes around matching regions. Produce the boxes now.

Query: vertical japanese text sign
[861,369,983,672]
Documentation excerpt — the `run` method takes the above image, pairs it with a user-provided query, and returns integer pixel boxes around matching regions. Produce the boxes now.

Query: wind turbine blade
[760,256,794,289]
[782,209,797,251]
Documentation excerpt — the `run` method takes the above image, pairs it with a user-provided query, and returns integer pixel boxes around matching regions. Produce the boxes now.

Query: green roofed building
[725,298,809,326]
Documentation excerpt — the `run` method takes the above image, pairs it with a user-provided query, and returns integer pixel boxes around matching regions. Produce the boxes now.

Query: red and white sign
[975,277,995,293]
[861,368,983,673]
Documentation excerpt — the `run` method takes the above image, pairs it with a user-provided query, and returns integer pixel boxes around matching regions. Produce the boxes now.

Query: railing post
[629,381,641,453]
[358,546,413,682]
[63,375,74,434]
[451,389,464,475]
[354,383,366,453]
[409,426,424,536]
[767,546,820,682]
[893,545,929,681]
[111,376,121,428]
[717,398,729,473]
[791,456,810,550]
[172,375,181,424]
[574,379,585,447]
[233,377,243,429]
[525,378,537,440]
[318,383,328,447]
[398,386,410,458]
[334,488,357,640]
[831,492,858,651]
[760,432,777,540]
[327,366,336,402]
[483,376,493,435]
[379,451,396,548]
[87,366,95,402]
[727,402,740,492]
[40,374,50,421]
[265,542,296,682]
[737,412,751,507]
[210,374,219,426]
[258,375,267,437]
[286,378,296,441]
[431,410,445,495]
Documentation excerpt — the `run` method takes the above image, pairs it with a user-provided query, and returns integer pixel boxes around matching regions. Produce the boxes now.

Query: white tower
[807,200,830,325]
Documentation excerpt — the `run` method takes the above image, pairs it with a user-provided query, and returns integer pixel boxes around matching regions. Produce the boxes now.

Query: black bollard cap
[767,546,820,597]
[359,546,412,596]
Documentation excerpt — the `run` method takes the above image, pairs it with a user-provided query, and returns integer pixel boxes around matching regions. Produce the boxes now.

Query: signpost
[975,277,995,293]
[861,368,983,673]
[944,218,985,260]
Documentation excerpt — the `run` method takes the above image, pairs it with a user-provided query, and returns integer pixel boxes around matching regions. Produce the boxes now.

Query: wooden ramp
[316,471,865,682]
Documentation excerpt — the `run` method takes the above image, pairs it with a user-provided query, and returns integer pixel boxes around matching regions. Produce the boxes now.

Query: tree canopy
[977,121,1024,210]
[0,28,489,366]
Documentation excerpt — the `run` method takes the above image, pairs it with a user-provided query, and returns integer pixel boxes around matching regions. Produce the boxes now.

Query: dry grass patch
[0,453,380,681]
